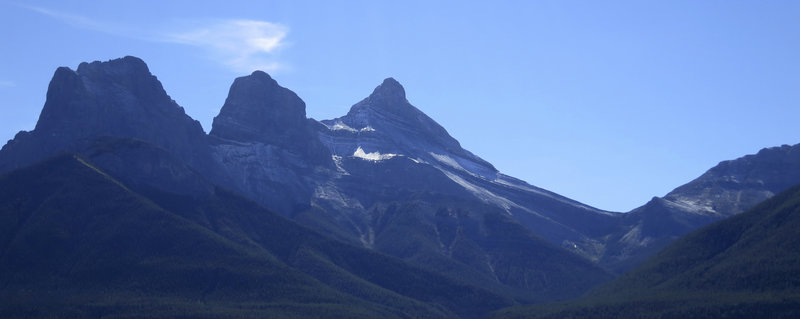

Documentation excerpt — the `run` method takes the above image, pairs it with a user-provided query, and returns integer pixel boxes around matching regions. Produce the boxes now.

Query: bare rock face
[210,71,329,164]
[0,56,210,174]
[206,71,333,214]
[211,71,306,144]
[39,57,207,155]
[0,57,218,196]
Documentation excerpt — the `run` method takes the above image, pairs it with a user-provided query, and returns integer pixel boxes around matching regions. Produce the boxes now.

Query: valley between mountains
[1,56,798,318]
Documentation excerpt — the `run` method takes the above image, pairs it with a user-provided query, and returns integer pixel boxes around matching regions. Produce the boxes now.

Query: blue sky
[1,1,799,212]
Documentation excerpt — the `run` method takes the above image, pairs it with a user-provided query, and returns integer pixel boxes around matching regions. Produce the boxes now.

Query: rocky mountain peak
[208,71,331,167]
[1,56,209,174]
[210,71,308,145]
[370,77,406,103]
[76,56,151,77]
[35,56,181,132]
[350,77,413,117]
[321,77,498,177]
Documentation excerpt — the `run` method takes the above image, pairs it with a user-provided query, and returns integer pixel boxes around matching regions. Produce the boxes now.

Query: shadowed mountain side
[300,154,613,303]
[0,155,515,319]
[0,155,394,318]
[0,57,215,176]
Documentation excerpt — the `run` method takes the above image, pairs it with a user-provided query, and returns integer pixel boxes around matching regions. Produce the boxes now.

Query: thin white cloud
[165,20,289,73]
[21,5,135,38]
[21,5,288,73]
[25,5,104,29]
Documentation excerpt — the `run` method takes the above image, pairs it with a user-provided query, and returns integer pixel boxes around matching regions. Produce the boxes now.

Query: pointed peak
[379,77,403,90]
[344,77,417,120]
[370,77,406,102]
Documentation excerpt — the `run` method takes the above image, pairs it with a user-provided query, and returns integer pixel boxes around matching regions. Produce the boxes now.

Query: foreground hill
[0,154,513,318]
[493,184,800,319]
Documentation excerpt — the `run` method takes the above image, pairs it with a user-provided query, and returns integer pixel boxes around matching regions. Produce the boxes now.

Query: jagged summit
[1,56,208,174]
[210,70,308,145]
[76,56,150,76]
[36,56,181,132]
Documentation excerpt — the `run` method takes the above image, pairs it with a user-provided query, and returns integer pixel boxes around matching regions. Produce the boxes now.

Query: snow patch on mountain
[620,224,653,248]
[314,183,362,209]
[429,152,500,181]
[671,197,718,214]
[331,155,349,175]
[494,175,613,215]
[352,146,397,161]
[657,196,726,218]
[325,120,375,133]
[430,152,466,171]
[440,169,517,213]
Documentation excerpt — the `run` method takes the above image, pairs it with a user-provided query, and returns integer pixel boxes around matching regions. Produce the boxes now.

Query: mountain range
[1,56,799,317]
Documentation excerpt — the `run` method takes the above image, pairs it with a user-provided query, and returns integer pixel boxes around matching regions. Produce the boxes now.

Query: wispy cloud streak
[22,5,135,37]
[165,20,289,73]
[22,5,289,73]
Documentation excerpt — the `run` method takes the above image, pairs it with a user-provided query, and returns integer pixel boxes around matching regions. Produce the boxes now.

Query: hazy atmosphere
[2,0,799,212]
